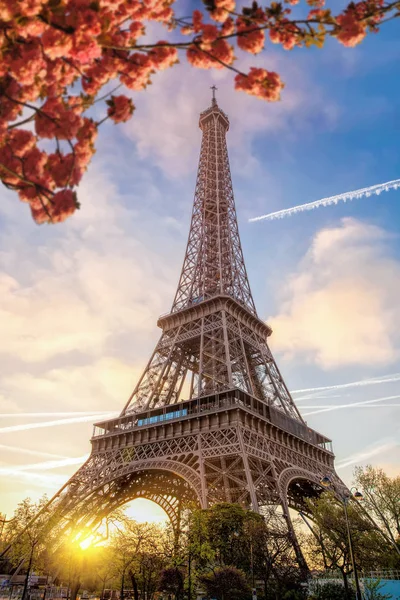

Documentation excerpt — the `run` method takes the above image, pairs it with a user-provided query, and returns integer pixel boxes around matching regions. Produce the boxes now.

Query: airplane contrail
[249,178,400,222]
[0,443,68,460]
[7,454,89,472]
[301,404,400,409]
[0,455,90,488]
[291,372,400,396]
[0,411,112,418]
[302,394,400,417]
[0,413,117,434]
[0,467,66,487]
[295,394,346,403]
[336,440,398,470]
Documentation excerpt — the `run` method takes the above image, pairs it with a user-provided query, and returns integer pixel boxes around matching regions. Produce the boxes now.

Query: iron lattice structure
[9,95,343,566]
[120,99,302,420]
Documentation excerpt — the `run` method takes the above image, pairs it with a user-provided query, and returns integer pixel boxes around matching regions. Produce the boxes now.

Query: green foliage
[204,502,262,568]
[186,506,216,571]
[264,573,306,600]
[282,590,306,600]
[199,566,251,600]
[305,491,392,577]
[4,495,58,574]
[188,503,258,572]
[158,567,184,600]
[188,502,296,577]
[189,503,304,600]
[108,520,170,600]
[309,581,351,600]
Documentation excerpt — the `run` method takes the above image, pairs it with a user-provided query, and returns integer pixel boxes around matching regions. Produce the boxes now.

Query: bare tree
[353,466,400,555]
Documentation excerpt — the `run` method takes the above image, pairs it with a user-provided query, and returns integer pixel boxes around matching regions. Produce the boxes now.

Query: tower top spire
[211,85,218,106]
[172,91,254,316]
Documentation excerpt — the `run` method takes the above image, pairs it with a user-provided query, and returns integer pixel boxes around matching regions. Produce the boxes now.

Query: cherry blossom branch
[199,48,244,74]
[1,0,398,225]
[94,84,124,104]
[8,114,36,130]
[0,163,36,188]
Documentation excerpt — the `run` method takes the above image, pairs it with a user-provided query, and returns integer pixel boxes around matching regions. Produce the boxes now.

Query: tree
[186,503,305,599]
[94,548,115,600]
[158,567,185,600]
[188,502,269,572]
[108,519,170,600]
[305,492,396,598]
[44,509,130,600]
[1,0,399,224]
[3,496,58,600]
[251,510,305,599]
[47,535,96,600]
[198,566,251,600]
[353,465,400,556]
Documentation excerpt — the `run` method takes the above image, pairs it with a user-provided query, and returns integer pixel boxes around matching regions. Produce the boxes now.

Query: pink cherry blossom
[107,95,135,123]
[0,0,392,224]
[235,68,284,101]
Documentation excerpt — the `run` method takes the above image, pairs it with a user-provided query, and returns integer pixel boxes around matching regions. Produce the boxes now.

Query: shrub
[309,581,351,600]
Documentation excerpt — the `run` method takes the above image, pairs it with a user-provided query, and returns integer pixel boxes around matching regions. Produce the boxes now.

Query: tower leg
[237,428,259,512]
[197,434,208,509]
[174,503,182,553]
[281,499,310,578]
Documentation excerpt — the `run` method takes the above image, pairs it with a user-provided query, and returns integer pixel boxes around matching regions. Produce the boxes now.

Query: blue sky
[0,13,399,520]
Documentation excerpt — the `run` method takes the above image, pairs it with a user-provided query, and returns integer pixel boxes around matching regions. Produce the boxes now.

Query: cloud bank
[269,218,400,369]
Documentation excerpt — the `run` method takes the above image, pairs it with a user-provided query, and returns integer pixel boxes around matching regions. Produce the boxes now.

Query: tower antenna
[211,85,218,105]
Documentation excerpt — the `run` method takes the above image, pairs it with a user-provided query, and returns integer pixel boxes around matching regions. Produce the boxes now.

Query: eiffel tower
[8,91,342,566]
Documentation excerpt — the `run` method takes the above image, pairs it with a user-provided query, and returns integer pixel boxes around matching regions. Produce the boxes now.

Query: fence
[309,571,400,599]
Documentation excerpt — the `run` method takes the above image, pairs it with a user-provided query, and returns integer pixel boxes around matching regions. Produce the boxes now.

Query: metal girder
[121,100,302,420]
[171,105,256,316]
[6,98,342,580]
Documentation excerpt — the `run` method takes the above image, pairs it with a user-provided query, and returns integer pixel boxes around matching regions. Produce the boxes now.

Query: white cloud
[0,160,177,365]
[125,54,338,178]
[0,142,180,508]
[269,218,400,369]
[0,412,110,417]
[1,358,144,414]
[0,467,67,488]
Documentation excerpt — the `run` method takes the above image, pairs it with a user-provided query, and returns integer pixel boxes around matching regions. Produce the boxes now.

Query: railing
[269,407,333,452]
[313,570,400,581]
[92,390,332,453]
[92,392,258,438]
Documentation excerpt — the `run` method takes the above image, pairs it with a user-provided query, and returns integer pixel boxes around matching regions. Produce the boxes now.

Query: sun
[79,535,95,550]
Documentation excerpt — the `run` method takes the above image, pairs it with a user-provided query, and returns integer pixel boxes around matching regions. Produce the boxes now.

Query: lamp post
[187,544,192,600]
[320,476,363,600]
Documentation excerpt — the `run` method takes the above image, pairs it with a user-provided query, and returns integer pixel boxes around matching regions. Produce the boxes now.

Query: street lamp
[353,491,364,501]
[320,476,363,600]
